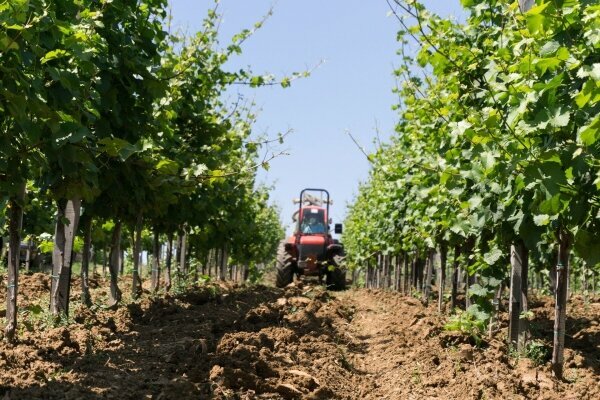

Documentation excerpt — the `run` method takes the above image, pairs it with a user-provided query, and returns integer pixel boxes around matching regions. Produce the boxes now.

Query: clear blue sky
[169,0,464,235]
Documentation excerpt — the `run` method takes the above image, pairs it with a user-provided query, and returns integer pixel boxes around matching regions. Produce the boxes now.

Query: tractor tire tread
[275,240,295,288]
[326,253,346,291]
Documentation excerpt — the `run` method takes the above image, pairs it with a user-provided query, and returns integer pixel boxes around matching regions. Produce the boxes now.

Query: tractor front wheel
[275,241,295,288]
[326,254,346,291]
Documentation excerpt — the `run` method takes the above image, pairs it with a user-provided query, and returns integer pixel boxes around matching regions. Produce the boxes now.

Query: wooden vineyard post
[417,257,424,295]
[24,239,32,273]
[512,0,535,352]
[108,221,123,307]
[50,196,81,317]
[374,256,378,288]
[371,255,376,288]
[80,215,93,307]
[381,253,385,289]
[464,239,475,309]
[5,182,25,343]
[165,234,173,292]
[201,253,208,276]
[376,254,381,289]
[403,252,409,295]
[377,254,381,289]
[421,255,427,301]
[180,228,188,275]
[371,255,379,289]
[132,214,143,299]
[583,263,589,303]
[465,273,471,308]
[391,255,396,291]
[207,249,213,277]
[92,248,97,276]
[410,258,416,294]
[390,255,394,290]
[399,255,404,292]
[217,247,223,280]
[215,248,225,280]
[223,247,229,280]
[380,254,384,288]
[549,252,558,295]
[567,266,572,300]
[438,243,447,313]
[520,244,529,347]
[191,244,198,283]
[383,254,390,289]
[392,254,397,290]
[450,245,460,310]
[552,229,570,379]
[214,248,221,279]
[508,242,527,350]
[394,255,401,291]
[151,230,161,293]
[422,250,433,304]
[215,248,219,279]
[411,255,418,295]
[219,247,228,281]
[176,232,182,277]
[119,247,124,275]
[212,249,218,278]
[489,284,503,339]
[371,257,376,288]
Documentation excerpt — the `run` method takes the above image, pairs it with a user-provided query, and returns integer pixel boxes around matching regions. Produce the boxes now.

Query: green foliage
[197,274,212,285]
[524,340,551,366]
[172,270,198,295]
[246,263,267,284]
[37,233,54,254]
[344,0,600,312]
[510,339,551,366]
[1,1,288,280]
[520,310,535,321]
[20,301,72,331]
[444,305,489,346]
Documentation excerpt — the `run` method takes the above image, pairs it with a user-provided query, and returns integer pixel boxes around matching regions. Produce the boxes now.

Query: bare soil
[0,273,598,399]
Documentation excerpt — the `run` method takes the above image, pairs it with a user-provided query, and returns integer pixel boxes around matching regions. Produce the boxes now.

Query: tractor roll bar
[298,188,331,223]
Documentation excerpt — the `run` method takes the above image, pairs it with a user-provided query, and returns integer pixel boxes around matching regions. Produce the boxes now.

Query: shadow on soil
[528,300,600,377]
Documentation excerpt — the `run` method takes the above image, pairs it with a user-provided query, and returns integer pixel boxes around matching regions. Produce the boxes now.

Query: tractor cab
[298,207,327,234]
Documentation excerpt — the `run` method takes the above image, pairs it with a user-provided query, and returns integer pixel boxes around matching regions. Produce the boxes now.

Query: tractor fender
[326,243,344,256]
[284,242,298,259]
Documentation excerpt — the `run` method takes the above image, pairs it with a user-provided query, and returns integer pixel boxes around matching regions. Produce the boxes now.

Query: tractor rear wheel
[275,241,295,288]
[326,254,346,291]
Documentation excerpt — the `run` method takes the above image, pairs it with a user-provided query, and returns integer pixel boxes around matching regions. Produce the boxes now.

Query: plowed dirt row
[0,274,598,399]
[336,290,599,399]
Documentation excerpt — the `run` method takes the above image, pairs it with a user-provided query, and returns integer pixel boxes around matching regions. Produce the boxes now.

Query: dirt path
[338,290,446,399]
[337,289,599,400]
[0,274,598,399]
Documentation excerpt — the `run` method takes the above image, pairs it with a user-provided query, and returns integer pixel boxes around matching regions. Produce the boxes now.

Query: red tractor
[275,188,346,290]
